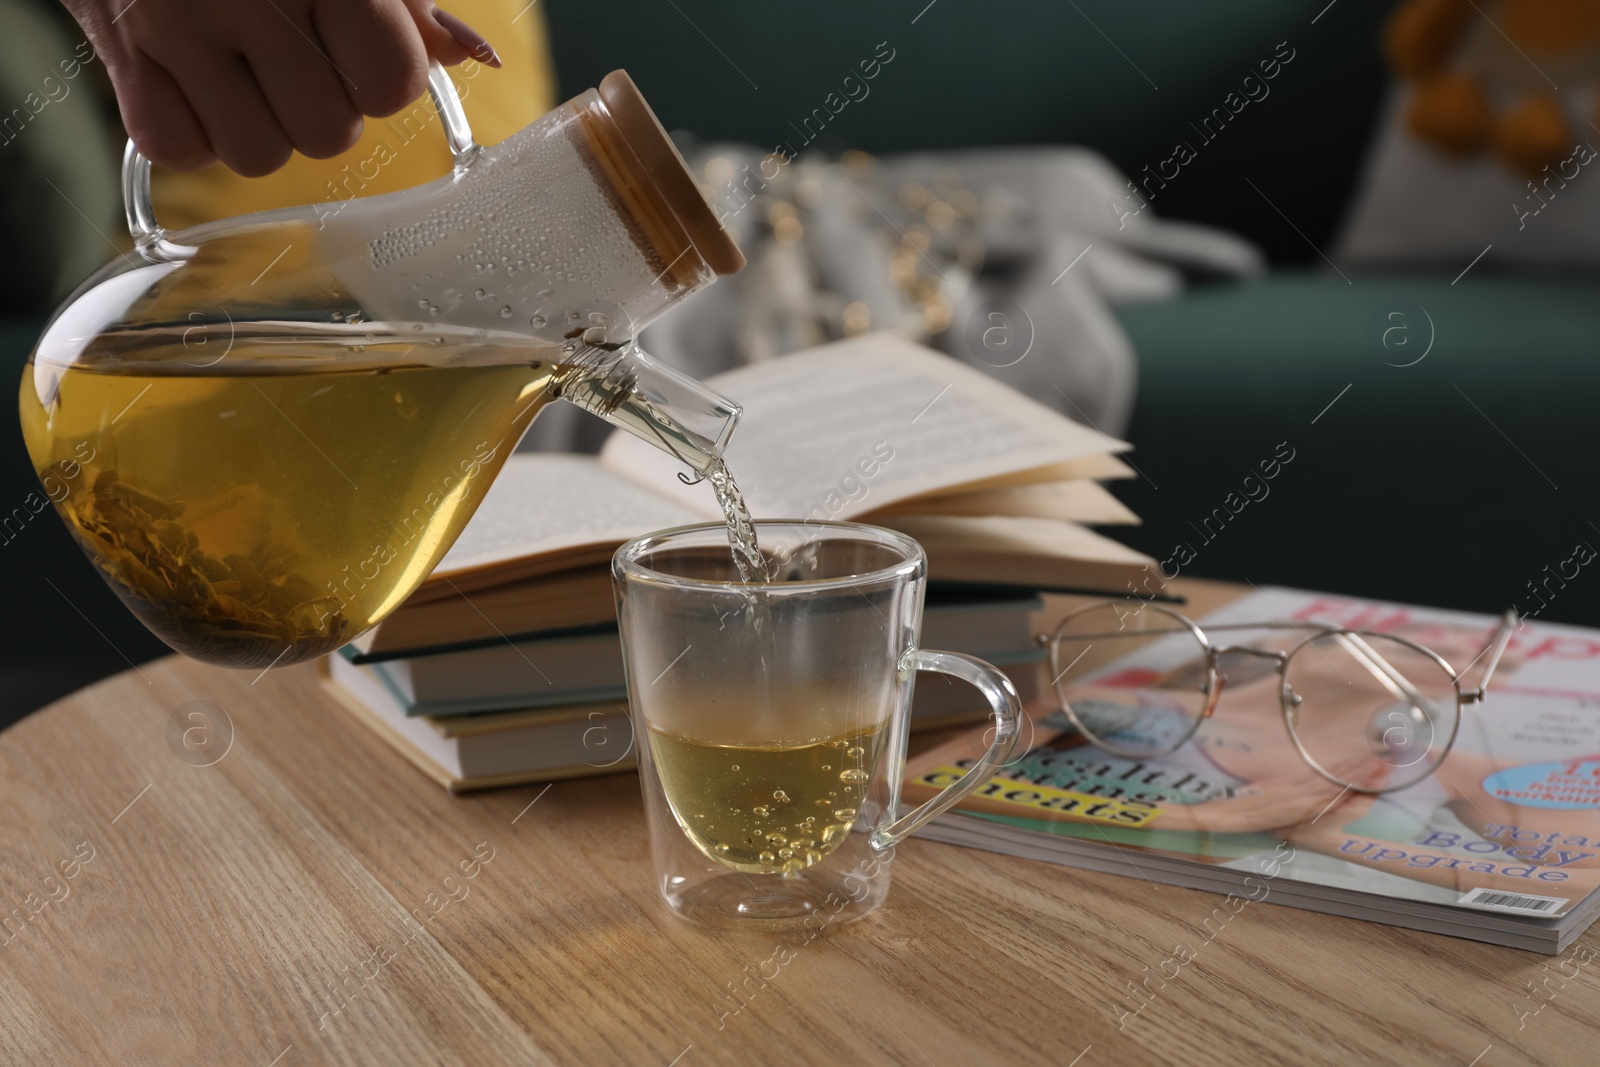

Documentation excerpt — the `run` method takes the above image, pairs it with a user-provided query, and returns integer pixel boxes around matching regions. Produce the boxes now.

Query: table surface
[3,578,1598,1066]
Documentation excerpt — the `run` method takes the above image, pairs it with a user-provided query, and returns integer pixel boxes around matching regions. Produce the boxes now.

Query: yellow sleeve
[150,0,557,231]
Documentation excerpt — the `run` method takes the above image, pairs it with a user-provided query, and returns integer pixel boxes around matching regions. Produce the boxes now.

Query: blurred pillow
[1336,87,1600,268]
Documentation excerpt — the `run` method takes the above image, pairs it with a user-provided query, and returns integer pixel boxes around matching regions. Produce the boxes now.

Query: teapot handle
[121,61,480,247]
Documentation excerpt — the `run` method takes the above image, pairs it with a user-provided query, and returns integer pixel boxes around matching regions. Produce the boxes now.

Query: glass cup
[612,520,1023,929]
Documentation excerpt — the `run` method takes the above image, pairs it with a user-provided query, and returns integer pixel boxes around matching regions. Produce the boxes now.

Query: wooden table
[3,579,1597,1066]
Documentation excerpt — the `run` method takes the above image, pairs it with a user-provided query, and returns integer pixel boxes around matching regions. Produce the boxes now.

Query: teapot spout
[555,341,740,475]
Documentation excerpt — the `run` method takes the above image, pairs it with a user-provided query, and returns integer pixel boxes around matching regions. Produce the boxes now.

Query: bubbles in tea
[648,720,888,874]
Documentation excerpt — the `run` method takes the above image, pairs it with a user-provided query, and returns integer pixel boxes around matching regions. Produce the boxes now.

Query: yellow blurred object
[1493,92,1570,178]
[1382,0,1600,177]
[1384,0,1472,79]
[1502,0,1600,52]
[151,0,557,231]
[1405,74,1491,156]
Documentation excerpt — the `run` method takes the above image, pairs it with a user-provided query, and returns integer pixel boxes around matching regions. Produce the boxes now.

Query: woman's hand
[59,0,501,176]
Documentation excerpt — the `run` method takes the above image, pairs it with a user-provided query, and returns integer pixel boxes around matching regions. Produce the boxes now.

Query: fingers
[243,8,363,159]
[249,56,364,162]
[313,0,431,117]
[85,0,503,178]
[167,51,293,177]
[422,4,502,68]
[105,48,214,171]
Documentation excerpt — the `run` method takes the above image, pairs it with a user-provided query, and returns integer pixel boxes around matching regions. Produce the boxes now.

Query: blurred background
[4,0,1598,725]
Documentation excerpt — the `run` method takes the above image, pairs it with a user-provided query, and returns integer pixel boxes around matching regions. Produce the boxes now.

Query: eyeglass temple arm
[1039,609,1519,703]
[1034,619,1344,645]
[1328,632,1438,713]
[1462,609,1519,704]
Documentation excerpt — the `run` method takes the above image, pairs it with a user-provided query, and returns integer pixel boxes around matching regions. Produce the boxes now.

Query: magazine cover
[904,587,1600,931]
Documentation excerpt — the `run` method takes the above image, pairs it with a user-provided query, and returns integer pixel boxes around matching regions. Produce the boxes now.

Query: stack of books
[323,333,1156,790]
[326,589,1048,789]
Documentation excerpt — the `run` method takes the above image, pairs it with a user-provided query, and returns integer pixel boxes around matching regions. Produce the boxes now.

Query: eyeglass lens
[1048,602,1211,759]
[1282,631,1460,793]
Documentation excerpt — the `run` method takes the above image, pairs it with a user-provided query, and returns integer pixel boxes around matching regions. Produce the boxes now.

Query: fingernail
[433,8,502,68]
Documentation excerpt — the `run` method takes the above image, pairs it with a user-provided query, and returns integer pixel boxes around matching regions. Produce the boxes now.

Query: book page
[978,454,1135,486]
[432,455,703,578]
[887,515,1153,586]
[864,480,1139,525]
[598,333,1127,521]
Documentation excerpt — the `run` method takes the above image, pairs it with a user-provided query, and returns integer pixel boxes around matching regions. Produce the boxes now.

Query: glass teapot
[18,65,745,670]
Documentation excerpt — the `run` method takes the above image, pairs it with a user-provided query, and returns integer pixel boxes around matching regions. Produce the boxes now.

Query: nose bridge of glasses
[1209,647,1288,714]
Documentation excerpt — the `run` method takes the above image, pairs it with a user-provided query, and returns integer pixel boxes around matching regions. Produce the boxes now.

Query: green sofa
[6,0,1596,724]
[544,0,1600,622]
[1114,274,1600,618]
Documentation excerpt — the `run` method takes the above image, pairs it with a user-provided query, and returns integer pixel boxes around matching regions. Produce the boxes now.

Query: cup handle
[870,649,1024,851]
[119,61,478,248]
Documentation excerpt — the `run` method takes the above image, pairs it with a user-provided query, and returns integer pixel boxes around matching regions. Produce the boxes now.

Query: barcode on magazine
[1458,887,1569,915]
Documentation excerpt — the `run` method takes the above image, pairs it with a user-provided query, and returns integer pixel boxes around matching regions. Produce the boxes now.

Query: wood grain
[1,579,1597,1066]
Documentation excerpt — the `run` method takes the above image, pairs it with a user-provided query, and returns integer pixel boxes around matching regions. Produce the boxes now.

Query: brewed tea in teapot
[19,66,747,669]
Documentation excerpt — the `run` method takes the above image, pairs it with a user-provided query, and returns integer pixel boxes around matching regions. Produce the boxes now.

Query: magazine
[903,587,1600,953]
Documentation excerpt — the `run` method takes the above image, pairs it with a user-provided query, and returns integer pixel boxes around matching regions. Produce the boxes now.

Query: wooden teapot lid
[587,70,746,280]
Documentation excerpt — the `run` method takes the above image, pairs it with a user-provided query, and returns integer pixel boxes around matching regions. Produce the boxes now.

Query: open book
[354,333,1154,655]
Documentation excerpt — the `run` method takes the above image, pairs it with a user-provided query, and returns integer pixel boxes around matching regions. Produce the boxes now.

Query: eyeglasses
[1038,600,1519,794]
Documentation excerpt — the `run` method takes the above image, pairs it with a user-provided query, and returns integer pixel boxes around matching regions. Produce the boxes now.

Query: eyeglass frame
[1038,601,1521,795]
